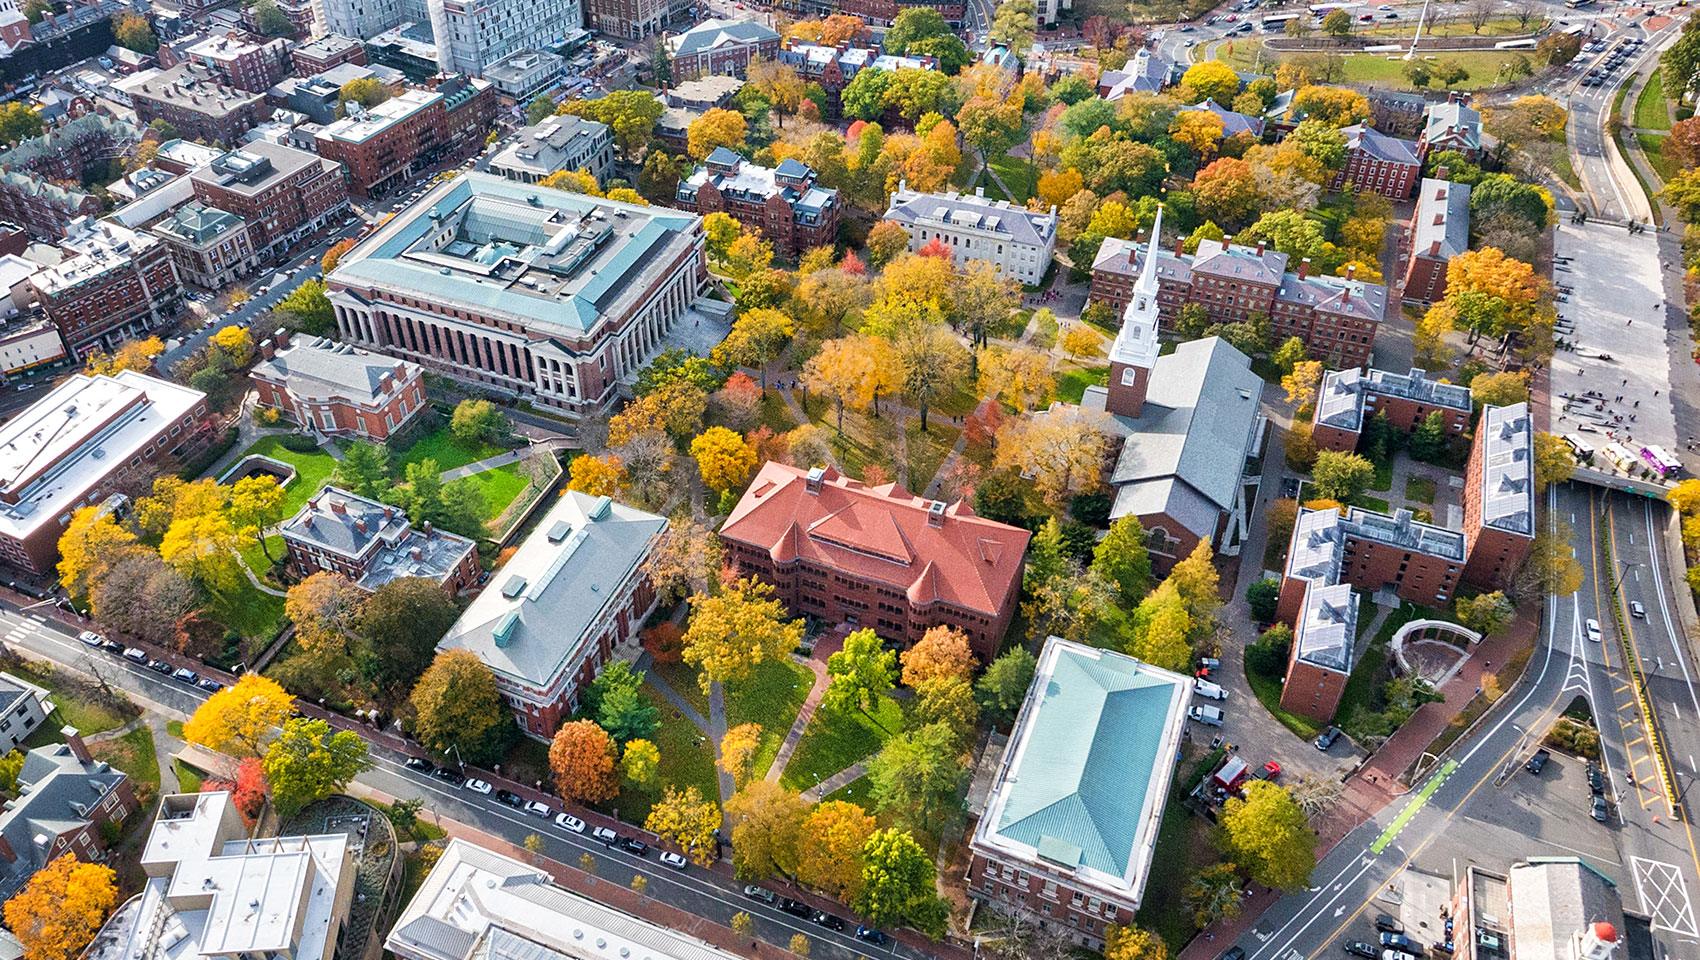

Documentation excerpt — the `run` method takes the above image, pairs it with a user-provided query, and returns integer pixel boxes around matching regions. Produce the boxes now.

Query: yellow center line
[1592,497,1657,811]
[1608,504,1678,818]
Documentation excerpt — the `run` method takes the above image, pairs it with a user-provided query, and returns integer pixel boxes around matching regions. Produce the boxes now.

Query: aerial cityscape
[0,0,1682,958]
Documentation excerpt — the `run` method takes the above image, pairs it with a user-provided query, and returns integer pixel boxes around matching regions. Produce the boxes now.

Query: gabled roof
[1342,124,1422,165]
[0,737,128,886]
[1183,98,1264,139]
[250,336,418,405]
[973,638,1190,905]
[1425,98,1482,150]
[1190,239,1288,284]
[666,18,779,57]
[883,187,1057,249]
[1412,177,1472,262]
[720,463,1030,616]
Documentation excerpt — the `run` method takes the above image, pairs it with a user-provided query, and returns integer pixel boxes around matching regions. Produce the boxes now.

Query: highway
[0,603,933,960]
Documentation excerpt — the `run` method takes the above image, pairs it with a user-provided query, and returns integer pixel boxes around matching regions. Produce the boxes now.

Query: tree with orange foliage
[642,622,685,664]
[917,237,951,259]
[964,400,1004,452]
[232,757,268,824]
[549,720,621,805]
[1192,156,1260,227]
[820,12,863,43]
[796,801,878,900]
[746,425,790,464]
[840,250,866,275]
[4,853,117,960]
[322,237,356,274]
[900,625,976,686]
[568,454,626,497]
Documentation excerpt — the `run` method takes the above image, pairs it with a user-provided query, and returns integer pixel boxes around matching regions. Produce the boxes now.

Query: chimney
[422,520,434,536]
[260,338,274,360]
[355,518,366,533]
[1346,264,1356,281]
[62,727,90,764]
[975,185,984,198]
[1436,165,1450,180]
[927,500,946,528]
[0,834,16,864]
[805,466,825,494]
[382,506,393,521]
[1256,240,1266,256]
[330,499,347,515]
[410,545,423,560]
[1429,240,1442,257]
[1175,236,1185,257]
[1298,257,1310,280]
[274,328,289,348]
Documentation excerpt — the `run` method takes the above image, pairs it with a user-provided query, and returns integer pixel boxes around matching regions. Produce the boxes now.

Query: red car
[1262,761,1282,780]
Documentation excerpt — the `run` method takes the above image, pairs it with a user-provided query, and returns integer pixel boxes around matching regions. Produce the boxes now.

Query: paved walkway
[707,682,734,811]
[763,646,832,785]
[639,658,713,736]
[799,762,865,803]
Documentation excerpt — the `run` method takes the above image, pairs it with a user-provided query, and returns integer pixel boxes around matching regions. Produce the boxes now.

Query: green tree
[855,829,948,936]
[20,0,48,24]
[450,398,512,446]
[1310,451,1376,504]
[1184,863,1245,927]
[263,718,372,816]
[989,0,1037,53]
[1455,591,1514,637]
[975,647,1037,724]
[526,93,557,126]
[1218,781,1317,891]
[840,67,893,122]
[357,577,461,702]
[333,441,391,499]
[0,102,41,145]
[1092,515,1152,603]
[251,0,294,35]
[410,650,510,765]
[866,722,965,829]
[1408,410,1449,462]
[1321,8,1352,36]
[112,13,157,53]
[274,279,335,336]
[824,628,896,717]
[560,91,664,160]
[1246,577,1281,623]
[885,7,952,55]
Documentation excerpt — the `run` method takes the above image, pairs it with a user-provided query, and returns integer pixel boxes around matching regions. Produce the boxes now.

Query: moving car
[1344,943,1379,959]
[172,667,200,684]
[1630,601,1646,618]
[78,630,104,648]
[856,927,889,945]
[434,768,467,787]
[1195,679,1228,700]
[1190,705,1225,726]
[556,813,586,832]
[494,789,524,808]
[811,911,846,931]
[592,826,618,844]
[1526,749,1551,774]
[524,800,553,817]
[1316,726,1342,750]
[124,647,149,663]
[618,836,650,856]
[1586,618,1602,642]
[465,778,494,795]
[1592,795,1610,822]
[658,851,689,870]
[405,757,436,774]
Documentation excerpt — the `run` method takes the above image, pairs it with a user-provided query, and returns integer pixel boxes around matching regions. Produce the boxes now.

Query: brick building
[126,64,273,146]
[756,0,963,27]
[1312,365,1472,453]
[314,79,493,198]
[326,173,709,417]
[1365,89,1426,139]
[1404,178,1471,305]
[0,173,102,241]
[1333,124,1422,200]
[189,141,350,259]
[250,332,427,441]
[151,202,256,288]
[775,41,936,116]
[0,371,207,574]
[290,33,366,74]
[665,19,779,79]
[1461,403,1536,589]
[720,462,1031,662]
[584,0,668,39]
[32,218,184,360]
[967,637,1190,950]
[1421,93,1483,161]
[489,114,614,186]
[438,492,666,739]
[279,486,479,593]
[0,115,137,240]
[182,33,290,92]
[1279,580,1358,724]
[1089,234,1386,369]
[677,149,839,261]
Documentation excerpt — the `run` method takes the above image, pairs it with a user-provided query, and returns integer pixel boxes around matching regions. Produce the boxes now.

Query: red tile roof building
[719,463,1030,661]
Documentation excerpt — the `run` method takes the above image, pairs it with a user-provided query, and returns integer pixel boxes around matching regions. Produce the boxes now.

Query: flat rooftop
[123,63,265,116]
[1295,581,1357,673]
[1479,403,1534,537]
[330,172,703,338]
[191,140,333,197]
[316,88,440,145]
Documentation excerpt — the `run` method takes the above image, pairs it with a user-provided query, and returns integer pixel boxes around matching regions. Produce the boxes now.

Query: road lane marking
[1371,761,1458,855]
[1633,857,1700,937]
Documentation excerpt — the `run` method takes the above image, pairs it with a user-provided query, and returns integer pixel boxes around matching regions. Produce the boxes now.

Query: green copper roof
[993,646,1184,878]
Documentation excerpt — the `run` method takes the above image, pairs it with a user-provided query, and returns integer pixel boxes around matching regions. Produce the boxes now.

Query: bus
[1564,434,1595,464]
[1308,0,1362,10]
[1602,442,1637,472]
[1262,11,1301,28]
[1640,444,1683,478]
[1494,37,1538,48]
[1564,0,1592,9]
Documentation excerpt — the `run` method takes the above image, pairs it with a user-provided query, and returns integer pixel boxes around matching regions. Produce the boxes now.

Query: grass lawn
[459,463,531,519]
[1371,457,1394,492]
[16,663,132,737]
[648,660,710,717]
[906,421,959,493]
[173,759,204,792]
[1550,134,1582,191]
[821,774,872,807]
[1635,70,1672,131]
[1406,476,1437,504]
[166,721,184,738]
[760,392,799,434]
[90,727,159,794]
[1057,366,1110,404]
[1337,643,1389,723]
[1639,133,1678,183]
[202,576,288,641]
[820,406,902,482]
[1360,15,1540,36]
[395,427,505,473]
[988,154,1037,203]
[1215,41,1537,90]
[779,695,902,792]
[1244,655,1324,740]
[607,684,720,824]
[1360,495,1392,513]
[240,536,285,584]
[236,436,339,515]
[722,659,814,780]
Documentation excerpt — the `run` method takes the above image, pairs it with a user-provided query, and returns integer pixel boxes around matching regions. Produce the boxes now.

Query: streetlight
[451,743,466,770]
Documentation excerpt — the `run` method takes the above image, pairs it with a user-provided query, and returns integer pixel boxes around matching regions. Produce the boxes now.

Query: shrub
[279,433,319,453]
[177,426,239,480]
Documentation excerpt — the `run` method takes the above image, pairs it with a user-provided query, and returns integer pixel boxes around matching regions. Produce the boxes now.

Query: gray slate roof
[0,738,127,887]
[1184,98,1264,138]
[1412,178,1471,261]
[250,336,417,405]
[1425,99,1482,150]
[883,187,1057,249]
[437,492,666,689]
[666,18,778,57]
[1342,124,1421,165]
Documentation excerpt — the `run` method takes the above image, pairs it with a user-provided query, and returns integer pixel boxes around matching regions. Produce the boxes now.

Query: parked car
[1215,948,1246,960]
[78,630,104,648]
[856,927,889,945]
[811,911,846,931]
[524,800,553,817]
[172,667,200,684]
[1195,679,1228,700]
[1593,795,1610,822]
[1190,705,1225,726]
[658,851,689,870]
[123,647,148,663]
[434,768,467,787]
[494,789,524,808]
[1526,749,1551,774]
[1379,932,1423,955]
[1589,764,1605,795]
[779,898,813,918]
[197,679,223,693]
[556,813,586,832]
[1344,943,1379,959]
[100,640,124,655]
[744,886,777,905]
[1316,726,1342,750]
[465,779,494,795]
[592,826,619,844]
[1586,618,1603,642]
[1630,601,1646,619]
[618,836,650,856]
[405,757,436,774]
[1375,914,1403,934]
[145,658,171,674]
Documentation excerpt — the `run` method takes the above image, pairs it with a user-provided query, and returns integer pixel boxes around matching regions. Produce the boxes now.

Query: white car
[1194,679,1228,700]
[524,800,553,817]
[465,778,494,794]
[556,813,586,833]
[591,826,619,844]
[77,630,104,648]
[1189,705,1225,727]
[1586,618,1603,642]
[658,851,689,870]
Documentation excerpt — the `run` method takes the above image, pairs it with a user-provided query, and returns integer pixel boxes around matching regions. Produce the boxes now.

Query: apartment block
[325,173,709,415]
[583,0,668,39]
[1461,403,1536,590]
[280,486,479,592]
[882,185,1057,285]
[677,149,839,260]
[151,202,257,288]
[182,33,290,92]
[32,219,184,360]
[1404,178,1471,305]
[489,113,614,186]
[250,331,427,440]
[319,0,405,45]
[720,463,1030,663]
[1333,124,1422,200]
[1312,365,1473,453]
[427,0,584,77]
[189,141,350,257]
[291,33,366,74]
[125,64,273,145]
[313,88,452,198]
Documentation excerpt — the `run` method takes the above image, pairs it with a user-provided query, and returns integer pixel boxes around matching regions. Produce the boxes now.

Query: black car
[779,898,813,918]
[855,927,888,945]
[1379,933,1423,955]
[494,789,524,808]
[1525,749,1550,775]
[146,658,172,674]
[99,640,124,655]
[433,768,467,787]
[1344,943,1379,959]
[1374,914,1402,934]
[1215,949,1246,960]
[405,757,436,774]
[1593,795,1610,822]
[1315,726,1342,751]
[811,911,846,931]
[618,836,650,856]
[197,678,223,693]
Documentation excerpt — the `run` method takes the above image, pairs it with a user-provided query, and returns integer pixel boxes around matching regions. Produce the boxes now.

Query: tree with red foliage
[711,372,763,432]
[746,425,789,464]
[840,251,866,276]
[964,399,1005,452]
[232,758,267,824]
[862,463,892,486]
[798,99,821,123]
[643,622,686,664]
[918,237,952,259]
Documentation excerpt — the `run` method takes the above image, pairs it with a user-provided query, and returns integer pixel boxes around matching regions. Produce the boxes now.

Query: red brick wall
[1313,423,1360,453]
[965,853,1131,948]
[1404,253,1450,305]
[1339,532,1461,606]
[1280,657,1347,723]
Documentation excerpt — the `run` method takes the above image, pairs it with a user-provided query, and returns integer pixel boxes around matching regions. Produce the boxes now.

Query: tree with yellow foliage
[1289,85,1371,127]
[714,308,794,391]
[1170,110,1225,161]
[1037,168,1084,209]
[210,325,254,366]
[718,721,763,786]
[604,187,649,205]
[540,168,601,194]
[56,506,137,597]
[875,250,953,308]
[609,378,708,446]
[977,346,1054,412]
[227,474,286,562]
[691,426,758,493]
[1445,247,1549,341]
[1181,60,1241,104]
[1061,323,1103,360]
[900,625,976,686]
[322,237,356,274]
[183,674,296,757]
[83,336,164,376]
[748,57,805,125]
[865,221,910,267]
[568,453,626,496]
[4,853,117,960]
[285,571,365,661]
[803,336,882,432]
[993,408,1110,504]
[645,785,721,865]
[796,800,878,900]
[159,492,243,592]
[688,108,748,160]
[683,577,804,694]
[1283,359,1324,408]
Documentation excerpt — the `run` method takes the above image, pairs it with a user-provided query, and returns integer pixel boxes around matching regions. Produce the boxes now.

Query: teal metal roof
[993,646,1185,877]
